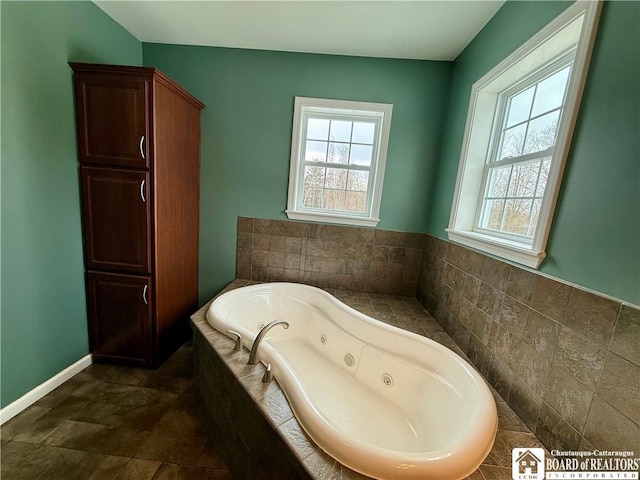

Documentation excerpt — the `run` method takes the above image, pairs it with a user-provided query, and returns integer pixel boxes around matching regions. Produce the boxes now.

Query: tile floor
[0,343,232,480]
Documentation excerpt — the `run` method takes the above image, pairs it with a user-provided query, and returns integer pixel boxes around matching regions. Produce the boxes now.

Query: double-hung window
[447,1,602,268]
[477,53,573,240]
[286,97,393,227]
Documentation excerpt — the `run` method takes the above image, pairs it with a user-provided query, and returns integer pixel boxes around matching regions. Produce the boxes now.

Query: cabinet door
[87,271,152,367]
[81,167,151,273]
[74,74,149,168]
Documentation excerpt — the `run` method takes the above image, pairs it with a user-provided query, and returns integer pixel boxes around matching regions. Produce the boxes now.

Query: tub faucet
[262,364,273,383]
[248,319,289,365]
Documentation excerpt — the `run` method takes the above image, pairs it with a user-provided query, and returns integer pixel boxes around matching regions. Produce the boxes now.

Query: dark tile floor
[0,342,233,480]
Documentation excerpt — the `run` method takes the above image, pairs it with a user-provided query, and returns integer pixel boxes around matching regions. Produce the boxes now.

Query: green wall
[428,1,640,305]
[1,1,142,407]
[142,44,453,301]
[2,0,637,410]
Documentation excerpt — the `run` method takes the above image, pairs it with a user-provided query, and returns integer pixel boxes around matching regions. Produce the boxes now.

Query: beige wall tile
[481,257,510,292]
[305,238,324,257]
[356,228,374,244]
[610,305,640,366]
[463,274,481,303]
[287,221,309,238]
[371,245,388,263]
[388,246,406,264]
[472,309,492,344]
[284,254,302,270]
[506,266,537,305]
[535,402,581,451]
[252,233,270,251]
[253,218,270,234]
[269,220,288,236]
[530,277,571,323]
[564,288,620,346]
[508,377,542,431]
[268,235,286,253]
[458,297,476,328]
[497,295,529,339]
[553,328,606,390]
[466,250,485,279]
[237,216,254,233]
[543,367,594,433]
[523,310,560,357]
[477,284,499,317]
[514,342,551,396]
[446,243,468,270]
[584,397,640,452]
[285,237,302,254]
[354,243,372,261]
[596,352,640,423]
[236,233,252,249]
[267,251,284,269]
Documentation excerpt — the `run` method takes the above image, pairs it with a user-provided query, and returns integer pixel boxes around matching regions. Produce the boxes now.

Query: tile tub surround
[192,279,549,480]
[236,217,425,295]
[234,217,639,456]
[417,236,640,454]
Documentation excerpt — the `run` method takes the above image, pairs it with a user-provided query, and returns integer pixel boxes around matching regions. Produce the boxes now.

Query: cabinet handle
[140,180,146,203]
[143,284,148,305]
[139,135,146,160]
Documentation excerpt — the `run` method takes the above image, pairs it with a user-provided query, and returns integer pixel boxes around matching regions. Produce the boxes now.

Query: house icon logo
[512,448,545,480]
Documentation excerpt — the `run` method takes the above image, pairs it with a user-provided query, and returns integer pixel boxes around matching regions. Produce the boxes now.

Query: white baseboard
[0,354,93,425]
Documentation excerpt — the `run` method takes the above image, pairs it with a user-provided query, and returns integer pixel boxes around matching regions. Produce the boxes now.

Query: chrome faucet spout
[248,319,289,365]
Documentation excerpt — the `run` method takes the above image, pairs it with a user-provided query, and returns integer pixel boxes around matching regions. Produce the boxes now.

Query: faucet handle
[226,330,243,351]
[262,363,273,383]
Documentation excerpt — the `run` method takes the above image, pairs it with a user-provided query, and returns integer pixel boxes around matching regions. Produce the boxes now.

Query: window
[478,54,573,241]
[286,97,393,227]
[447,1,602,268]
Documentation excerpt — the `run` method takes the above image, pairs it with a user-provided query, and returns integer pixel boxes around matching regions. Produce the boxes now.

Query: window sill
[445,229,545,268]
[286,210,379,228]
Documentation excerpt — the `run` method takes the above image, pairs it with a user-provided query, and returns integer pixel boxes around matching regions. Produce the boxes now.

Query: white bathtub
[206,282,497,480]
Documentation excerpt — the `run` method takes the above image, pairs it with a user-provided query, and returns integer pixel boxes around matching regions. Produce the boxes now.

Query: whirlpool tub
[206,282,497,480]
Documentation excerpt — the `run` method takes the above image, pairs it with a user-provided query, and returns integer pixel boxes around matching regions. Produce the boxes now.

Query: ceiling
[93,1,505,61]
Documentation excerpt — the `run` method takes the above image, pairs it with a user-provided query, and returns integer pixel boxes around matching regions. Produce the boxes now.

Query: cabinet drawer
[87,271,152,367]
[81,167,151,273]
[74,74,150,168]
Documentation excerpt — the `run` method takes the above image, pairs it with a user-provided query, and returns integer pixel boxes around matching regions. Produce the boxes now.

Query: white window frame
[475,51,574,243]
[286,97,393,227]
[447,1,602,268]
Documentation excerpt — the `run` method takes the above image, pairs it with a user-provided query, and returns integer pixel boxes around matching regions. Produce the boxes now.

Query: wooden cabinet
[87,272,152,366]
[71,63,204,368]
[75,75,149,168]
[80,167,151,273]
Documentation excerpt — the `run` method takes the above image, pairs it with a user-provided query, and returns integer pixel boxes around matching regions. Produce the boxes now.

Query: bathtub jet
[206,282,497,480]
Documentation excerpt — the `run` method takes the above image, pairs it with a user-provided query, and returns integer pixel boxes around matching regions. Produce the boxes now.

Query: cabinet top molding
[69,62,205,110]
